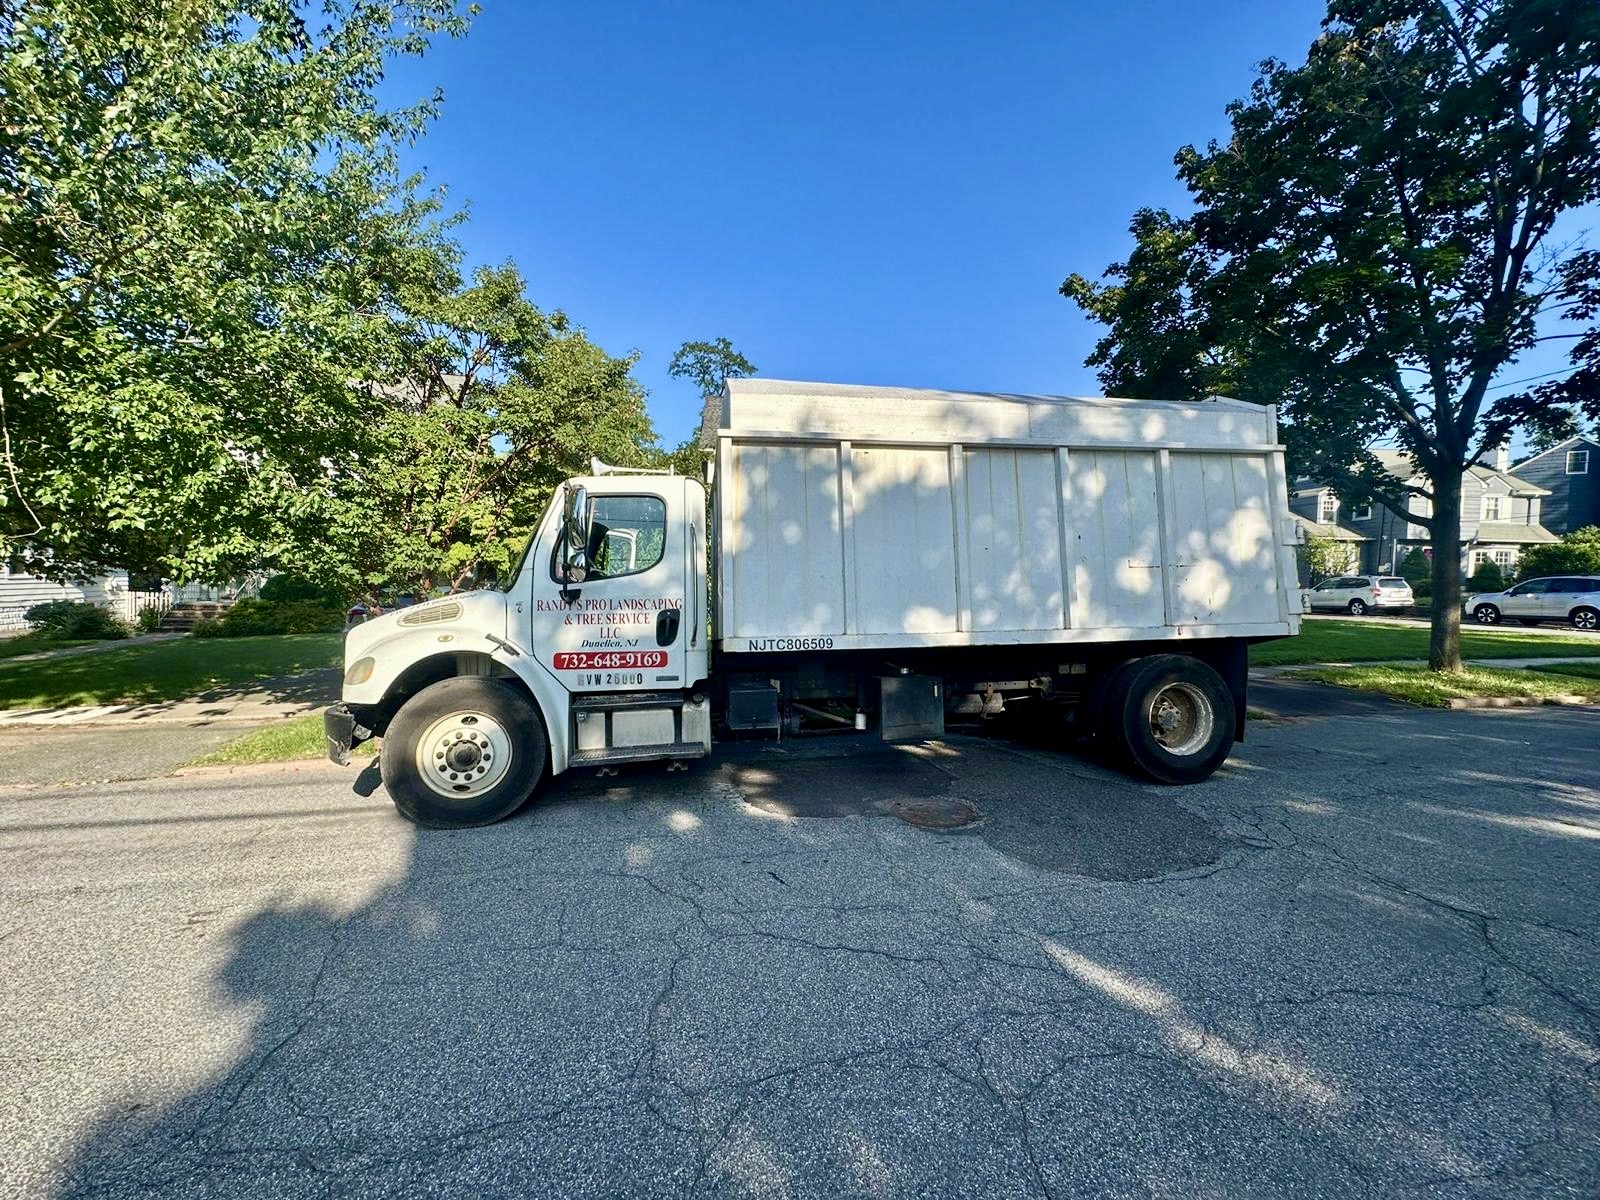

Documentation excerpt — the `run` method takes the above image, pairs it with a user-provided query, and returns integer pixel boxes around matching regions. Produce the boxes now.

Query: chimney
[1491,441,1509,473]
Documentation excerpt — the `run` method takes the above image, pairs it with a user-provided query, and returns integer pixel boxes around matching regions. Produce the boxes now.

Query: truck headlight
[344,656,375,686]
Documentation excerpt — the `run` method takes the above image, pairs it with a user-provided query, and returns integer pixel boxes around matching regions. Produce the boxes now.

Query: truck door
[529,485,689,693]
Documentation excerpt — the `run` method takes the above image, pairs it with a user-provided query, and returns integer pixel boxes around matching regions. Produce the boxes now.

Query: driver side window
[551,494,667,583]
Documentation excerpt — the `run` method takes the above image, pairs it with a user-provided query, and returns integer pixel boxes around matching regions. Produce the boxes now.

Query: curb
[1444,694,1594,710]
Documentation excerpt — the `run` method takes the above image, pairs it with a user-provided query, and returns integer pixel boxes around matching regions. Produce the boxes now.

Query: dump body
[711,379,1302,653]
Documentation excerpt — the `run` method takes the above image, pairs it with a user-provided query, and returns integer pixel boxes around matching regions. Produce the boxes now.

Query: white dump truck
[326,379,1305,826]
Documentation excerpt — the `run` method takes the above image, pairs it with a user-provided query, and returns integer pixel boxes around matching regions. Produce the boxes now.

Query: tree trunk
[1428,470,1464,672]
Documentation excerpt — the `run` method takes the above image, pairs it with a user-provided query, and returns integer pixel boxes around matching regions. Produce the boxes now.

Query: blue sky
[380,0,1570,449]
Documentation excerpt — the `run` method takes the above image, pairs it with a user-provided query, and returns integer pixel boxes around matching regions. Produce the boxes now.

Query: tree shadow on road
[40,713,1600,1199]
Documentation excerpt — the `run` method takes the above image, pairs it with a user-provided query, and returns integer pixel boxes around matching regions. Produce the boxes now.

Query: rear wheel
[381,677,547,828]
[1347,598,1368,616]
[1473,604,1501,625]
[1572,607,1599,632]
[1104,656,1235,785]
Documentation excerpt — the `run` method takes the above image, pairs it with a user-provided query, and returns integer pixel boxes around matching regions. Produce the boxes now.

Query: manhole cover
[892,798,978,829]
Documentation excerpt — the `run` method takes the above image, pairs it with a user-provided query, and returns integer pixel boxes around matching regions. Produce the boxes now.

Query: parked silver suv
[1464,576,1600,630]
[1307,575,1414,616]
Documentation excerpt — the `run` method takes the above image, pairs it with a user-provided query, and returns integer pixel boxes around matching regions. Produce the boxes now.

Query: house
[0,567,243,632]
[1509,434,1600,536]
[1290,447,1558,575]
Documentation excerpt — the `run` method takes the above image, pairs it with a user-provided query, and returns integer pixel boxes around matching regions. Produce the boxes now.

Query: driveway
[2,707,1597,1199]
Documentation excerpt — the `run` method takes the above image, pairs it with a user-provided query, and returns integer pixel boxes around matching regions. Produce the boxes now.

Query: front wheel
[1347,599,1368,616]
[1473,604,1501,625]
[1105,656,1235,785]
[1572,607,1599,632]
[380,677,547,828]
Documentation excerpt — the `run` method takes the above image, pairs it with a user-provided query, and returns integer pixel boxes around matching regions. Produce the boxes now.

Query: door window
[552,495,667,582]
[1507,580,1548,596]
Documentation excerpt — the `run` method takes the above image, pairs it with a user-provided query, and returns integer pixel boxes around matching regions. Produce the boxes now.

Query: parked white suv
[1307,575,1415,616]
[1465,576,1600,630]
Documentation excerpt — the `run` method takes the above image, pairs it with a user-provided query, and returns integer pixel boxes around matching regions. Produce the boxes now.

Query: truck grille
[400,601,462,626]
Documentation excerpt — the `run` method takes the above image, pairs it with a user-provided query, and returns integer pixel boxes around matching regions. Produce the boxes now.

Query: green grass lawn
[1284,664,1600,707]
[0,632,100,660]
[1251,619,1600,666]
[0,633,342,709]
[186,710,377,766]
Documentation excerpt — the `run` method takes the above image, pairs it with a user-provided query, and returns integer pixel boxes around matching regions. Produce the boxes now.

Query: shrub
[1466,560,1505,593]
[215,598,284,637]
[1399,547,1431,586]
[195,598,344,638]
[135,604,166,633]
[271,600,344,634]
[1515,526,1600,580]
[23,600,129,640]
[259,574,345,607]
[190,618,225,638]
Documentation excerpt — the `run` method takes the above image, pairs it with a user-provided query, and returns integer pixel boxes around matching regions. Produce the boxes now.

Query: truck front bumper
[325,704,357,766]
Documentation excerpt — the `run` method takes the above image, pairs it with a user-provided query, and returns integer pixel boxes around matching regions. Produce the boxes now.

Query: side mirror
[561,483,591,591]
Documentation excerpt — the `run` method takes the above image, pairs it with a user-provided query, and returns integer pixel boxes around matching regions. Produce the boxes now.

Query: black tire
[380,677,547,828]
[1572,607,1600,632]
[1473,604,1501,625]
[1347,599,1367,616]
[1104,655,1235,785]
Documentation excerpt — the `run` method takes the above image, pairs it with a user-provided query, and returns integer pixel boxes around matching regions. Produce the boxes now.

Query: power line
[1484,367,1571,393]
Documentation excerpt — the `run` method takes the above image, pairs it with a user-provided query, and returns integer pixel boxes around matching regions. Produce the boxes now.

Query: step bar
[569,741,709,767]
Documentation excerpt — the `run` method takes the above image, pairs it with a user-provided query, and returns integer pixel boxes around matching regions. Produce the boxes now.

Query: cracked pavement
[1,702,1597,1198]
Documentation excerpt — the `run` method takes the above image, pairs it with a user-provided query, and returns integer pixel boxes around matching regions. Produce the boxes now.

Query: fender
[340,594,573,776]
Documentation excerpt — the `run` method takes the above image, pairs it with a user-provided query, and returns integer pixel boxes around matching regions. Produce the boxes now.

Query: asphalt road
[2,702,1598,1199]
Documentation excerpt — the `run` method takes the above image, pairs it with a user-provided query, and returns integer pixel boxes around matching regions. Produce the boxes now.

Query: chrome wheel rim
[1148,683,1215,758]
[416,710,513,799]
[1476,606,1498,624]
[1576,611,1598,630]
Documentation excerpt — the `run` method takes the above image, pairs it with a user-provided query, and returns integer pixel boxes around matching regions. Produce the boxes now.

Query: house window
[1492,548,1515,569]
[1350,504,1372,521]
[1482,494,1502,521]
[1319,493,1337,522]
[1568,449,1590,474]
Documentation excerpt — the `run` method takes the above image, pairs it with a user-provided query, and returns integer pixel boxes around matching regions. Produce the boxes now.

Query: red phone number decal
[552,651,667,670]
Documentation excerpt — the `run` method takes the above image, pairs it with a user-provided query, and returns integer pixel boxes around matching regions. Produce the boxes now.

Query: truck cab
[326,466,710,827]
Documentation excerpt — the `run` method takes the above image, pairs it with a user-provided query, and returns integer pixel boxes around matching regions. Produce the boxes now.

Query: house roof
[1511,434,1599,472]
[1370,449,1549,496]
[695,390,723,449]
[1473,522,1560,545]
[1290,512,1369,542]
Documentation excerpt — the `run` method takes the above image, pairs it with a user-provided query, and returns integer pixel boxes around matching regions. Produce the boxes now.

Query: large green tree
[0,0,470,581]
[326,263,657,598]
[1063,0,1600,670]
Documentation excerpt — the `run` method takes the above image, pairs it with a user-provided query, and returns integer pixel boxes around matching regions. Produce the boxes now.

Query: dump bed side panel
[713,386,1300,652]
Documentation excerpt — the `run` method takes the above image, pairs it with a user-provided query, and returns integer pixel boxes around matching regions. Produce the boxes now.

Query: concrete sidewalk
[0,667,338,727]
[0,632,185,663]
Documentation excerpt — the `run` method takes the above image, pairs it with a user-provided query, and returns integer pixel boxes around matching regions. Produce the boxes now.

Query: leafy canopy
[326,263,657,598]
[1063,0,1600,668]
[0,0,471,580]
